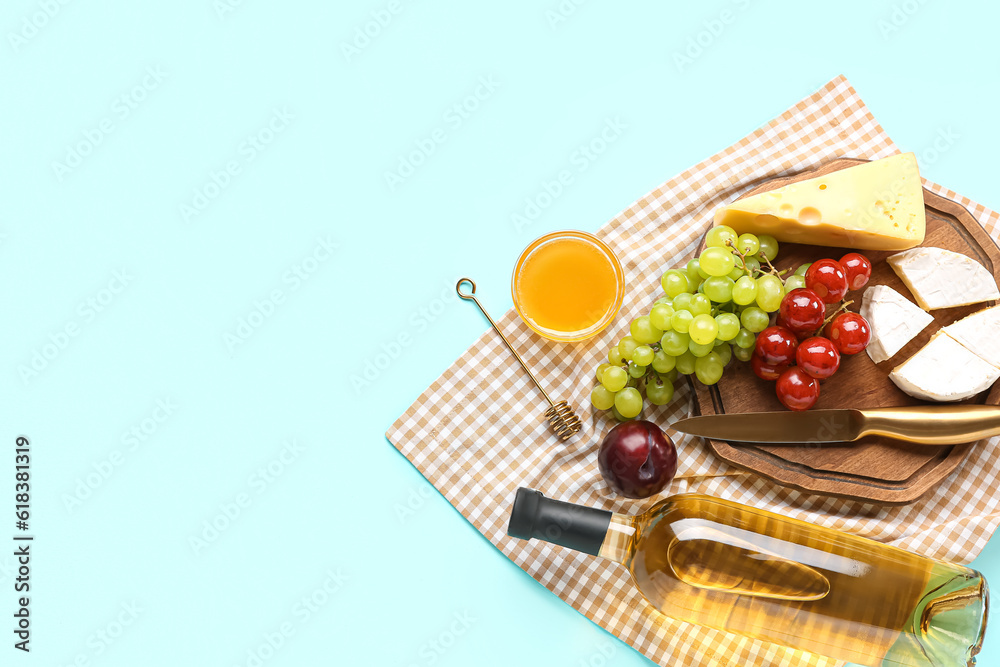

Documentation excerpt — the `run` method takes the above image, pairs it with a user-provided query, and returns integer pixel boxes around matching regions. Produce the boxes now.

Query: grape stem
[803,299,855,337]
[726,239,782,278]
[821,300,854,327]
[758,252,787,278]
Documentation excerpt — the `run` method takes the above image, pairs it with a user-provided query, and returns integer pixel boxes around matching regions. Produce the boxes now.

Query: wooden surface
[691,158,1000,504]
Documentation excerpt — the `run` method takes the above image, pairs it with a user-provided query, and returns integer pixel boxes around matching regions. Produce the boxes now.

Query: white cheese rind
[889,332,1000,402]
[860,285,935,363]
[942,305,1000,370]
[887,247,999,310]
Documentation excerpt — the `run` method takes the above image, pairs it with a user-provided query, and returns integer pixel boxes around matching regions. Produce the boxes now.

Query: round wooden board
[690,158,1000,504]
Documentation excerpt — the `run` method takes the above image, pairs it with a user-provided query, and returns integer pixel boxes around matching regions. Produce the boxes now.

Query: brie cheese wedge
[860,285,934,363]
[889,332,1000,402]
[887,247,999,310]
[942,305,1000,370]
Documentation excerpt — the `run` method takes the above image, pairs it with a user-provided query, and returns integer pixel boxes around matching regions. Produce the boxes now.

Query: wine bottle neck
[598,513,638,564]
[507,488,616,557]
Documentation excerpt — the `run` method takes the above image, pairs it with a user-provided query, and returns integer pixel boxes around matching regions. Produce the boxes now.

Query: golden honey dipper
[457,278,582,441]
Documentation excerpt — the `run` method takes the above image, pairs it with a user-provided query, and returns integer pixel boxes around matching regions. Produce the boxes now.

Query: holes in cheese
[713,153,925,250]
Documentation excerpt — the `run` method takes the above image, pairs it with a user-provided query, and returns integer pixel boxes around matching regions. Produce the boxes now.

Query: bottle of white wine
[507,488,988,666]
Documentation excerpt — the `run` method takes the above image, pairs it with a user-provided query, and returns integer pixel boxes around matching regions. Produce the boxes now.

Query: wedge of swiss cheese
[714,153,925,250]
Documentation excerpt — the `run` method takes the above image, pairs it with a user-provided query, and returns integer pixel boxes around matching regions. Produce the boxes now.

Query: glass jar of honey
[511,230,624,342]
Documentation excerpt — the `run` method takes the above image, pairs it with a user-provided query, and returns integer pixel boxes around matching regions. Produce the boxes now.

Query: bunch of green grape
[591,228,784,420]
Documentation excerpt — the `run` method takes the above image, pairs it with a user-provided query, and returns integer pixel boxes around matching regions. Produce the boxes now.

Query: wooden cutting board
[690,158,1000,504]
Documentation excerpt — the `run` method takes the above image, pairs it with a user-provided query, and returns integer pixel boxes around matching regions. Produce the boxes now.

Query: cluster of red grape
[752,253,874,410]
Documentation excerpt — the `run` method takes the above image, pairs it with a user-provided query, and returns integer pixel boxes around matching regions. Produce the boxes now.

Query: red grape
[823,312,872,355]
[754,326,799,366]
[796,336,841,379]
[751,355,789,381]
[805,259,848,304]
[776,367,821,411]
[839,253,873,291]
[779,288,826,335]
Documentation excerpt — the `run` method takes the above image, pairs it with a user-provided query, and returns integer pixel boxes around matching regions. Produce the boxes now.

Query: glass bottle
[507,488,988,666]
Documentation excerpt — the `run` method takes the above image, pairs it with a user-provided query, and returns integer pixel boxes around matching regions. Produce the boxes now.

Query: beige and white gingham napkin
[386,76,1000,667]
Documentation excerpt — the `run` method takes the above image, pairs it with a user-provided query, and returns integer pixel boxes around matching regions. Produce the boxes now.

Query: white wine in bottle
[507,489,987,666]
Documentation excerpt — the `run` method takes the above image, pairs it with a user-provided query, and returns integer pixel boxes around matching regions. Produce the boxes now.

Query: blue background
[2,1,998,665]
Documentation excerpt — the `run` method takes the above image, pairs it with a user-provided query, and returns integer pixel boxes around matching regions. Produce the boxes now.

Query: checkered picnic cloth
[385,76,1000,667]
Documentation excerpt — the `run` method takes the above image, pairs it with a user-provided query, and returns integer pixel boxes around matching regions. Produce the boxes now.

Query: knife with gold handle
[672,405,1000,445]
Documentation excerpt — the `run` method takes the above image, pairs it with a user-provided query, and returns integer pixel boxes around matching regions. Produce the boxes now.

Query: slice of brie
[887,247,999,310]
[889,332,1000,402]
[860,285,935,363]
[942,305,1000,370]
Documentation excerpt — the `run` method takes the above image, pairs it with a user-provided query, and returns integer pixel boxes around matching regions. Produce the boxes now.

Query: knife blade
[672,405,1000,446]
[673,409,863,444]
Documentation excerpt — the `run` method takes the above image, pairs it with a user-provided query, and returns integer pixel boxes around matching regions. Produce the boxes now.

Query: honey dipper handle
[456,278,555,406]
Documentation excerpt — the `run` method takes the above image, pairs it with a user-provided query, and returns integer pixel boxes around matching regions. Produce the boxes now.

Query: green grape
[630,316,663,345]
[703,276,735,303]
[689,294,712,316]
[632,345,654,366]
[608,345,628,365]
[685,259,703,285]
[732,275,758,305]
[675,351,697,375]
[595,362,611,382]
[715,343,732,367]
[784,274,806,292]
[757,234,779,262]
[601,366,628,391]
[611,404,631,422]
[755,274,785,312]
[706,225,738,249]
[794,262,812,276]
[590,385,616,410]
[733,328,756,349]
[733,345,753,362]
[689,313,719,345]
[672,293,693,311]
[618,335,639,359]
[661,368,679,383]
[661,269,690,298]
[699,247,736,277]
[614,387,643,419]
[671,309,693,333]
[697,264,710,280]
[651,349,676,373]
[654,296,672,306]
[740,307,769,333]
[714,338,727,347]
[694,354,725,385]
[628,362,647,379]
[689,340,714,357]
[650,303,675,331]
[736,233,760,256]
[645,377,674,405]
[660,330,690,356]
[715,313,740,341]
[727,265,745,281]
[742,257,761,275]
[696,280,707,295]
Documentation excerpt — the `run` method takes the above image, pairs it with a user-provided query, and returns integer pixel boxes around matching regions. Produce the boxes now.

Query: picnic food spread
[491,153,995,665]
